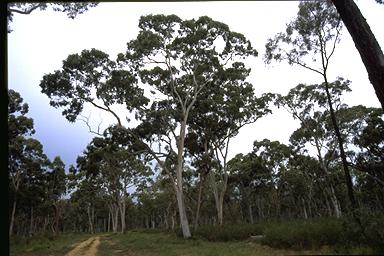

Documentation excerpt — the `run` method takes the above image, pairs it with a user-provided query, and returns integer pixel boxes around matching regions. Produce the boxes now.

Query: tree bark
[107,210,111,232]
[87,204,94,234]
[175,120,191,238]
[329,185,342,218]
[331,0,384,109]
[171,211,176,230]
[301,198,308,219]
[43,214,49,232]
[109,204,119,233]
[164,213,169,229]
[119,198,126,233]
[54,203,60,236]
[151,215,155,229]
[323,189,333,217]
[176,189,191,237]
[193,173,204,231]
[29,206,34,237]
[248,203,254,224]
[9,198,17,237]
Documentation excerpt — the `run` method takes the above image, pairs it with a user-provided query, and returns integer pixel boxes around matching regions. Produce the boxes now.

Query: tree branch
[77,113,103,136]
[8,3,45,15]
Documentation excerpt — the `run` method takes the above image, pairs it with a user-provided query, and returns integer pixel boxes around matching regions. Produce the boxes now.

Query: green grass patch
[10,232,93,256]
[98,231,304,256]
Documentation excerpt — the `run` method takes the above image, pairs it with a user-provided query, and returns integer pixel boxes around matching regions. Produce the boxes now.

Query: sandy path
[65,236,101,256]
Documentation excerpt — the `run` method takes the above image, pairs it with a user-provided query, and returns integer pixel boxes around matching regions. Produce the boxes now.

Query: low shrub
[261,218,343,250]
[192,223,265,241]
[341,210,384,253]
[261,213,384,253]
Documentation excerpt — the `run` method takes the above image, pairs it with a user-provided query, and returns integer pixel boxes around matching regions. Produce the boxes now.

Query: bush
[192,223,265,241]
[261,218,343,250]
[261,214,384,253]
[341,210,384,253]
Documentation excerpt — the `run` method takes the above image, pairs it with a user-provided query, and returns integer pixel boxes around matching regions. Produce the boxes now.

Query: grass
[10,232,93,256]
[11,231,307,256]
[12,224,380,255]
[97,231,327,256]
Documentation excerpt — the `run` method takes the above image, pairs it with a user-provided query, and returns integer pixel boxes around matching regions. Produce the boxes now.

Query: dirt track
[65,236,100,256]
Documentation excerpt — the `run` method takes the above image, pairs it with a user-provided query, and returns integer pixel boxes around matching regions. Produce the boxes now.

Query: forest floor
[11,231,334,256]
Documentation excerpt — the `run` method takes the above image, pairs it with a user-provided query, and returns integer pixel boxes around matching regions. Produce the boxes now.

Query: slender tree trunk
[329,185,342,218]
[209,169,227,226]
[29,206,34,237]
[113,205,119,233]
[43,214,49,232]
[9,198,17,237]
[315,140,343,218]
[307,185,313,218]
[92,206,95,232]
[248,203,254,224]
[119,198,126,233]
[171,212,175,230]
[107,210,111,232]
[151,215,155,229]
[323,77,358,210]
[210,139,230,226]
[301,198,308,219]
[54,203,60,236]
[323,189,333,217]
[164,213,169,229]
[109,204,119,233]
[331,0,384,109]
[257,197,264,219]
[210,174,221,226]
[87,204,94,234]
[194,173,204,231]
[218,198,224,226]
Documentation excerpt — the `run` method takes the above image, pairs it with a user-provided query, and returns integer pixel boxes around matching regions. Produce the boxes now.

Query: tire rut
[65,236,101,256]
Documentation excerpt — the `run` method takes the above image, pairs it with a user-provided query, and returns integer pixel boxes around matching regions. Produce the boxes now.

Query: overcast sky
[8,1,384,169]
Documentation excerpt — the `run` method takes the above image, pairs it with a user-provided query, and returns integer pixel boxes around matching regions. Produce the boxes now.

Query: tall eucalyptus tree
[40,14,257,238]
[265,0,357,210]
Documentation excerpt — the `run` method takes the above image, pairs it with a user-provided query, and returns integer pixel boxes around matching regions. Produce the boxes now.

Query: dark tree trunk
[54,203,60,236]
[29,206,34,237]
[331,0,384,109]
[323,78,358,211]
[9,198,17,237]
[248,203,254,224]
[107,210,111,232]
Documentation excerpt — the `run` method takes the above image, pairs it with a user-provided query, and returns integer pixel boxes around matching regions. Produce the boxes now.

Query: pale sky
[8,1,384,168]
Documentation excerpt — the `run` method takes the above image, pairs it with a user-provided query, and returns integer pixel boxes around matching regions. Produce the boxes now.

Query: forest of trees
[8,0,383,251]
